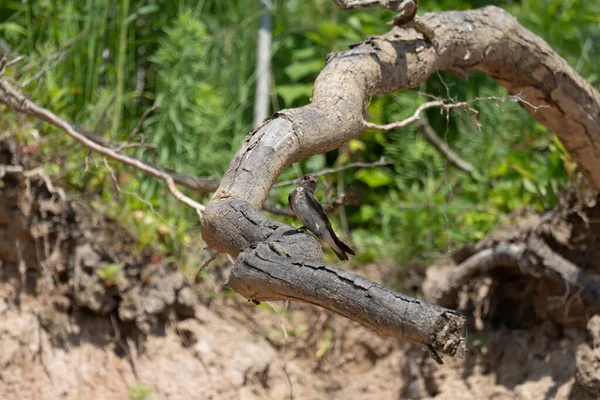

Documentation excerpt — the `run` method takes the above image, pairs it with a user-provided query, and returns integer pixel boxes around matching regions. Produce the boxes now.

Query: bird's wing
[305,190,335,232]
[288,189,297,215]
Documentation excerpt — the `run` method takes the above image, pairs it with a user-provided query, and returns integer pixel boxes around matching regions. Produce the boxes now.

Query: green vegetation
[0,1,597,275]
[129,382,153,400]
[96,263,125,287]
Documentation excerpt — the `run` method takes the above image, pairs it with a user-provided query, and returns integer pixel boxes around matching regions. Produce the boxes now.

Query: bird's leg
[296,226,311,234]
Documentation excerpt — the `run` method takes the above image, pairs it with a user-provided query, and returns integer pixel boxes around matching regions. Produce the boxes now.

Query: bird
[288,175,355,261]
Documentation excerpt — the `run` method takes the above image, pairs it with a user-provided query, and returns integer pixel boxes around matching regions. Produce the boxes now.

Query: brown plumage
[289,175,355,261]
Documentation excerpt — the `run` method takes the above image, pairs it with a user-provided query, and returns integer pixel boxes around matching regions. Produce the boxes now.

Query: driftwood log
[201,5,600,359]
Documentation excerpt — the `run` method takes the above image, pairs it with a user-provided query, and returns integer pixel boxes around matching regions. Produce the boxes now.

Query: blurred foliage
[0,0,597,274]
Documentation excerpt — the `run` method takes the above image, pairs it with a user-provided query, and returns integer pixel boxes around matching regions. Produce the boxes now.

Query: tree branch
[202,6,600,358]
[415,118,476,176]
[228,241,466,361]
[363,94,547,132]
[0,77,213,213]
[272,159,391,188]
[423,237,600,309]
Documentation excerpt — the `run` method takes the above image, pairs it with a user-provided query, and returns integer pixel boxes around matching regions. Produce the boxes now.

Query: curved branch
[202,6,600,357]
[206,6,600,217]
[423,237,600,309]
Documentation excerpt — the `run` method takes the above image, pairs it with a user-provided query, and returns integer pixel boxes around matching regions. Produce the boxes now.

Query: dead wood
[202,6,600,358]
[227,242,466,359]
[424,236,600,310]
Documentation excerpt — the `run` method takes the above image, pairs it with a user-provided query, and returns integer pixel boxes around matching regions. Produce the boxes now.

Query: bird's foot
[296,226,310,234]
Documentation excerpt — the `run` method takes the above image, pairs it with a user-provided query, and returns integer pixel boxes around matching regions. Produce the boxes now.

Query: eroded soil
[1,137,600,399]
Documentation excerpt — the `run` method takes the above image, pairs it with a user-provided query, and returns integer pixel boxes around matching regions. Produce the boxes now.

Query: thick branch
[228,242,467,359]
[424,237,600,309]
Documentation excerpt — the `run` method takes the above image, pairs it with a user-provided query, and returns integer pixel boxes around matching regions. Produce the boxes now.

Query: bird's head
[299,174,318,191]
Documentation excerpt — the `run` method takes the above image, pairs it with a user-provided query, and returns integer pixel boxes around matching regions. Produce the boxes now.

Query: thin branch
[363,94,549,132]
[122,104,159,144]
[262,203,295,217]
[1,164,67,200]
[102,157,176,228]
[272,158,391,188]
[5,55,26,69]
[0,79,209,214]
[20,50,70,88]
[332,0,407,11]
[195,251,220,281]
[414,118,476,176]
[264,184,362,218]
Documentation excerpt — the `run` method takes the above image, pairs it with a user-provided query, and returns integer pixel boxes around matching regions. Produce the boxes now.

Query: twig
[415,118,476,176]
[102,158,175,228]
[272,158,391,188]
[111,314,139,379]
[0,80,208,214]
[263,188,362,218]
[3,55,26,70]
[1,164,67,200]
[332,0,407,10]
[262,203,295,217]
[363,94,549,131]
[121,104,159,144]
[0,55,7,76]
[195,251,220,281]
[20,50,70,87]
[21,29,88,74]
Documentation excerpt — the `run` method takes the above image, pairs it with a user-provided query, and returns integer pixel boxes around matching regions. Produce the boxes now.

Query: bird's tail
[331,234,355,261]
[335,235,355,256]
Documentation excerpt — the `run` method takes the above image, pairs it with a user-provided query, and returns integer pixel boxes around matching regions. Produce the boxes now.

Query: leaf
[355,168,392,188]
[359,205,377,222]
[315,328,332,358]
[292,47,318,61]
[348,139,366,152]
[125,4,160,25]
[523,178,537,194]
[0,22,26,38]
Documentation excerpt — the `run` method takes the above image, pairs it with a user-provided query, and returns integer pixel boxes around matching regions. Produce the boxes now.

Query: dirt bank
[1,136,599,399]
